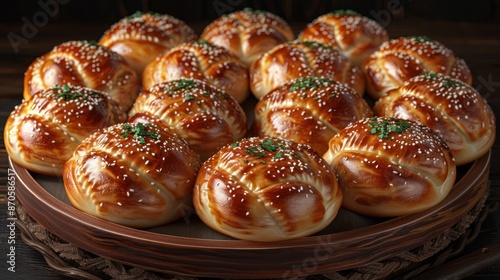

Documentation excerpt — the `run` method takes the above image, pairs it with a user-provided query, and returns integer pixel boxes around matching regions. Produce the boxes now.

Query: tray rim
[12,151,491,278]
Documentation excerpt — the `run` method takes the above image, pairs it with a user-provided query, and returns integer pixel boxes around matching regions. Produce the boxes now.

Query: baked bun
[142,40,250,103]
[23,40,140,112]
[5,85,125,175]
[63,122,201,228]
[193,136,342,242]
[128,79,248,161]
[250,41,365,100]
[374,73,496,165]
[98,11,197,77]
[200,8,294,67]
[362,36,472,100]
[298,10,389,66]
[323,117,456,217]
[254,77,373,155]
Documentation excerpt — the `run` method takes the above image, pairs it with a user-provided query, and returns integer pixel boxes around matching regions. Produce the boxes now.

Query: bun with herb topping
[253,77,373,155]
[374,73,496,165]
[250,40,365,100]
[193,136,342,242]
[142,40,250,103]
[23,40,140,112]
[200,8,294,67]
[5,85,125,176]
[98,11,198,78]
[63,122,201,228]
[298,10,389,66]
[362,36,472,100]
[128,79,248,161]
[323,117,456,217]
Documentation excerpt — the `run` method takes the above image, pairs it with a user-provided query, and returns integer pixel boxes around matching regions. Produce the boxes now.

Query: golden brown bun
[298,11,389,66]
[63,122,201,228]
[99,11,198,78]
[374,73,496,165]
[200,8,294,67]
[193,136,342,242]
[142,41,250,103]
[250,41,365,100]
[362,36,472,100]
[23,40,140,112]
[323,117,456,217]
[254,77,373,155]
[128,79,248,161]
[5,85,124,175]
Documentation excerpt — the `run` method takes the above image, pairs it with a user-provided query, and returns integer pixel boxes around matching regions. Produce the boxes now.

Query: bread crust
[128,79,248,161]
[298,11,389,66]
[142,41,250,103]
[362,36,472,99]
[63,122,201,228]
[23,40,140,112]
[201,9,294,67]
[323,117,456,217]
[250,41,365,100]
[254,77,373,155]
[193,136,342,241]
[99,11,197,77]
[374,73,496,165]
[5,85,124,175]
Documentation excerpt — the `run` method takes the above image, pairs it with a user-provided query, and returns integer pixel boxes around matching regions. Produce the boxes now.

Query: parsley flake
[367,117,411,140]
[121,123,159,144]
[53,85,84,101]
[289,77,333,92]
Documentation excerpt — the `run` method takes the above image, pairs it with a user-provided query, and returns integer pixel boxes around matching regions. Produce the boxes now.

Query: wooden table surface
[1,15,499,279]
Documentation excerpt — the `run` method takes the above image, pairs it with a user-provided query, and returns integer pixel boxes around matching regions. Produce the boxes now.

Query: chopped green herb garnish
[243,7,267,15]
[289,77,333,92]
[441,78,462,87]
[164,79,196,96]
[121,123,159,144]
[422,72,439,80]
[196,39,212,46]
[245,146,266,158]
[80,40,98,45]
[125,10,160,20]
[408,36,433,43]
[331,9,359,16]
[367,117,411,140]
[53,85,84,101]
[260,139,280,152]
[294,41,332,50]
[184,93,196,101]
[422,72,462,87]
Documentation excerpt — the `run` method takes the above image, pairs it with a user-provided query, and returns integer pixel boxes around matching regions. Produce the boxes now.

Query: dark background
[2,0,500,25]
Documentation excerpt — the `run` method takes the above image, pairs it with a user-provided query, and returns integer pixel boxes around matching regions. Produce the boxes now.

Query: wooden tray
[11,149,491,279]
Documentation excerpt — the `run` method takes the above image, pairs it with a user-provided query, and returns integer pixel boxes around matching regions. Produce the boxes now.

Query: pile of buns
[5,8,495,242]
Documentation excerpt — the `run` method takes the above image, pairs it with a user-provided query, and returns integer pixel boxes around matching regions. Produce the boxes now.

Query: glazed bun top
[323,117,457,217]
[362,36,472,99]
[99,11,198,77]
[23,40,140,112]
[250,40,365,100]
[193,136,342,241]
[128,79,248,161]
[5,85,124,175]
[298,10,389,66]
[201,8,294,67]
[374,73,496,165]
[142,40,250,103]
[254,77,373,155]
[63,122,201,228]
